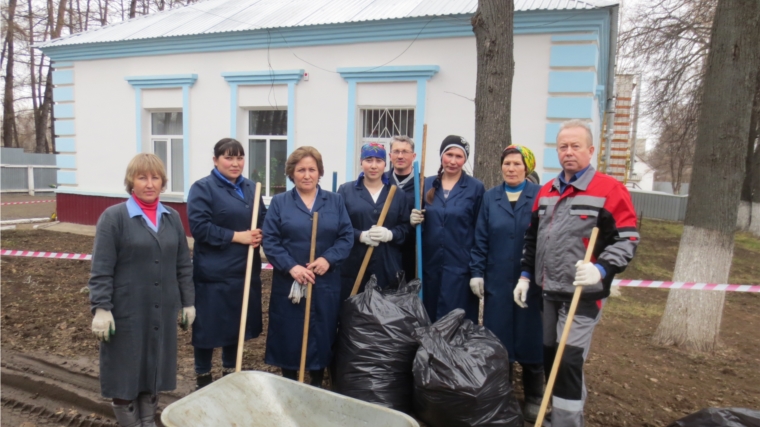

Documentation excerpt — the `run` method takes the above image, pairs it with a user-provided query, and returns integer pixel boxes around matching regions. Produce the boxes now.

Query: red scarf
[132,194,159,226]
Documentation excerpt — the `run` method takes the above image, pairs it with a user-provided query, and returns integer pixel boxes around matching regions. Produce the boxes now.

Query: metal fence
[629,189,688,222]
[1,147,58,195]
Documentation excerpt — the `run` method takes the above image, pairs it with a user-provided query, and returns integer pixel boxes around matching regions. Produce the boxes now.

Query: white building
[38,0,619,226]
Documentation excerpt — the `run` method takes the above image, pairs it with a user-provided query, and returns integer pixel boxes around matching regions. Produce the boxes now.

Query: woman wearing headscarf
[89,153,194,427]
[337,143,410,300]
[262,146,353,387]
[410,135,485,322]
[469,145,544,422]
[186,138,267,389]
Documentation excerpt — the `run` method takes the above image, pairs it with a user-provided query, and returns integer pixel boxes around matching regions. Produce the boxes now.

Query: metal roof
[38,0,617,48]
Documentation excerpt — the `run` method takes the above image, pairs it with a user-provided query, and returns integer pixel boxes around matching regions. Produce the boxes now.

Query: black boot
[309,369,325,388]
[196,372,213,390]
[521,363,545,423]
[281,368,298,381]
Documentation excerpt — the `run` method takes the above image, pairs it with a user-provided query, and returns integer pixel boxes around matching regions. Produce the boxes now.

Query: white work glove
[181,306,196,330]
[573,261,602,286]
[369,225,393,243]
[92,308,115,342]
[288,280,308,304]
[410,209,425,226]
[360,231,379,247]
[469,277,484,299]
[513,277,530,308]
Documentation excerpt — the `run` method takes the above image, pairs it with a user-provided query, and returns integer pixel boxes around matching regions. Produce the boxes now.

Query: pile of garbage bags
[667,408,760,427]
[333,274,430,413]
[412,309,523,427]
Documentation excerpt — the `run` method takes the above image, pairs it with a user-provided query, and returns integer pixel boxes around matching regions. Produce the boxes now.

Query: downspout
[602,4,620,174]
[628,75,642,182]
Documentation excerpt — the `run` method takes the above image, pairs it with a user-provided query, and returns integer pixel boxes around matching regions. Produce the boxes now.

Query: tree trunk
[2,0,18,148]
[653,0,760,353]
[737,73,760,234]
[471,0,514,189]
[128,0,137,18]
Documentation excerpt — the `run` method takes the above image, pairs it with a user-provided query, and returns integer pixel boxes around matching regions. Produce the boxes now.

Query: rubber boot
[309,369,324,388]
[522,363,545,423]
[196,372,213,390]
[111,401,141,427]
[281,368,298,381]
[137,393,157,427]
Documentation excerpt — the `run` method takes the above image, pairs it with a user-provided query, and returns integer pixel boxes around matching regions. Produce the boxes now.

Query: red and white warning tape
[0,200,55,206]
[1,249,757,291]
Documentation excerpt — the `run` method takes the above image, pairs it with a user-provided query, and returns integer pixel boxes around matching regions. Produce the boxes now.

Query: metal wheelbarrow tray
[161,371,420,427]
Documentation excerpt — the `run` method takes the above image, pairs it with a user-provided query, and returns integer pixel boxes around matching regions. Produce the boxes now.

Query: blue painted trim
[39,10,613,62]
[229,83,238,138]
[551,34,599,42]
[56,138,76,152]
[287,81,296,191]
[125,74,198,88]
[222,70,304,85]
[544,123,562,144]
[134,88,142,153]
[338,65,440,81]
[345,80,357,182]
[53,70,74,85]
[548,71,596,93]
[543,148,562,169]
[542,172,559,185]
[550,45,599,68]
[595,84,605,100]
[55,120,75,136]
[414,78,427,159]
[413,161,423,289]
[52,62,74,68]
[57,170,77,185]
[546,97,594,120]
[54,103,75,119]
[53,87,74,102]
[182,85,190,202]
[56,154,76,169]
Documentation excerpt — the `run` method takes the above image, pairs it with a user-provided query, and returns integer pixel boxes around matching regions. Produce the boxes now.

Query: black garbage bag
[333,273,431,413]
[667,408,760,427]
[412,309,522,427]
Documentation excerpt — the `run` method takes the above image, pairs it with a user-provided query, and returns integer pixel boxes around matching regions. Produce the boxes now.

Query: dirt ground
[1,225,759,426]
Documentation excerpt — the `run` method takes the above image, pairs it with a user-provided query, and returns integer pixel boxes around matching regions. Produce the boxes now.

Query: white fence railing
[1,164,58,196]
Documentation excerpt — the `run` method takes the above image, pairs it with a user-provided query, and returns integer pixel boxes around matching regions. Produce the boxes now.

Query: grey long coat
[89,202,194,400]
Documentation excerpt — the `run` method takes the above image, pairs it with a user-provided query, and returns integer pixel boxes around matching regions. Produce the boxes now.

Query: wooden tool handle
[350,185,398,297]
[534,227,598,426]
[235,182,262,372]
[299,212,319,382]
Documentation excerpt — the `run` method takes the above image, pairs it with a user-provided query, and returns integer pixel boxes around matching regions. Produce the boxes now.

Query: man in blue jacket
[384,135,417,282]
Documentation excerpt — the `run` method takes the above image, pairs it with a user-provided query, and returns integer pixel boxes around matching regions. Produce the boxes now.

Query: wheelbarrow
[161,371,420,427]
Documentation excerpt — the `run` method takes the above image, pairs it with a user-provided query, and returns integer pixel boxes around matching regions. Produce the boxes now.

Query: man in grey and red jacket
[516,120,640,427]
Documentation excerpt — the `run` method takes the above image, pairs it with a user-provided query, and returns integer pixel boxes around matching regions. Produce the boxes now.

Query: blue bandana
[360,143,387,161]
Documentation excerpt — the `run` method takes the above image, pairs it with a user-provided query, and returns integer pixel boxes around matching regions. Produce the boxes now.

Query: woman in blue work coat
[263,146,353,387]
[410,135,485,322]
[337,143,410,300]
[187,138,267,390]
[469,145,544,421]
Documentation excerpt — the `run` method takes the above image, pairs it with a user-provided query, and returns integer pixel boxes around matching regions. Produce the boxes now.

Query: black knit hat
[439,135,470,161]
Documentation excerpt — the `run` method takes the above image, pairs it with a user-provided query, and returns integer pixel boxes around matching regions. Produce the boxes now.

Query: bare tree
[647,100,699,194]
[737,75,760,235]
[471,0,514,189]
[652,0,760,353]
[2,0,19,148]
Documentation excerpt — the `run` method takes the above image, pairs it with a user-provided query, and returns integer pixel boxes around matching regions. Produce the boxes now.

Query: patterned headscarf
[360,142,387,161]
[502,145,536,175]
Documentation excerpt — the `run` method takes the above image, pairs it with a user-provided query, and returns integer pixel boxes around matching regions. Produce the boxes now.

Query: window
[151,112,184,193]
[358,108,414,175]
[249,110,287,197]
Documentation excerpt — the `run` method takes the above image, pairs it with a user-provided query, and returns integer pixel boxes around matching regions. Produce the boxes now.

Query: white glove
[469,278,484,299]
[92,308,115,342]
[410,209,425,226]
[369,226,393,242]
[513,277,530,308]
[181,306,196,330]
[360,231,379,247]
[288,280,308,304]
[573,261,602,286]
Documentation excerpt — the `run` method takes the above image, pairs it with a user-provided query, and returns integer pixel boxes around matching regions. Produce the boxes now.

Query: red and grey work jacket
[521,166,640,301]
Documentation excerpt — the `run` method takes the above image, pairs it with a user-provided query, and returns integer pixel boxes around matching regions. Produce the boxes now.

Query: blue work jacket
[187,171,267,349]
[262,187,354,370]
[384,170,418,281]
[470,182,542,364]
[337,179,410,300]
[421,173,485,322]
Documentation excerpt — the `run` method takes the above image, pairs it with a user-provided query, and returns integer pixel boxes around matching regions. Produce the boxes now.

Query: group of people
[88,119,639,427]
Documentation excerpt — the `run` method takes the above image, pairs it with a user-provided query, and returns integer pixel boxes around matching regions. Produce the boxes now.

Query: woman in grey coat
[89,153,195,427]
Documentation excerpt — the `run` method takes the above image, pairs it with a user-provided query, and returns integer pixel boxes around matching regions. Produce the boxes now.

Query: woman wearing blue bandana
[337,143,411,300]
[186,138,267,390]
